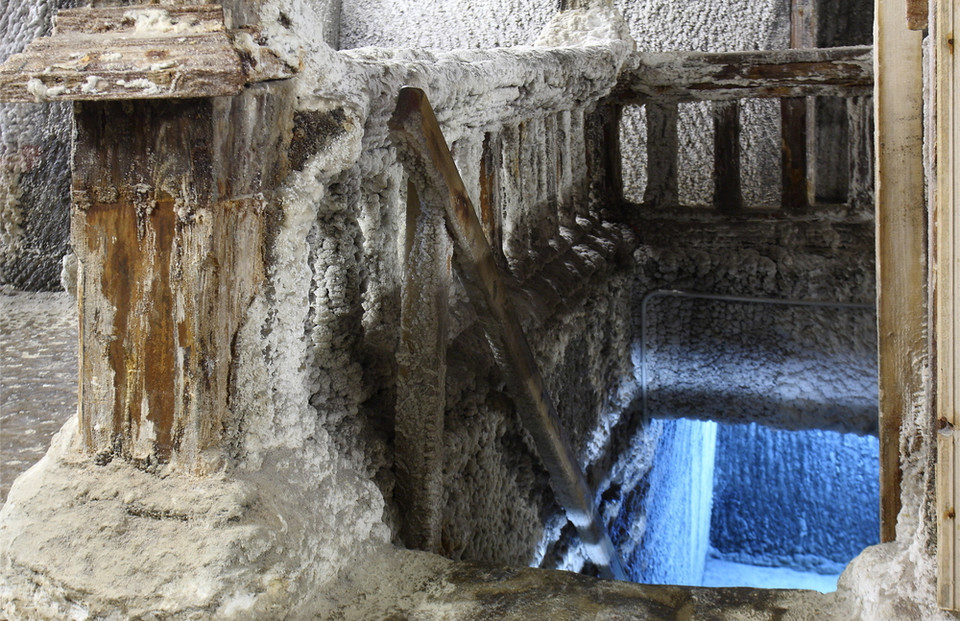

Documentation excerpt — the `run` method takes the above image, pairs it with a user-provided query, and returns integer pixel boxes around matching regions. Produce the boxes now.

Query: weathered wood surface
[906,0,929,31]
[713,100,742,213]
[72,85,292,471]
[0,5,292,103]
[781,97,809,209]
[390,86,627,582]
[936,0,960,609]
[612,46,873,104]
[643,103,679,207]
[875,0,926,544]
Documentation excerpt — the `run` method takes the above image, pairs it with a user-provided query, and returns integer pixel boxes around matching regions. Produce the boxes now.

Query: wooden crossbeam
[612,46,873,104]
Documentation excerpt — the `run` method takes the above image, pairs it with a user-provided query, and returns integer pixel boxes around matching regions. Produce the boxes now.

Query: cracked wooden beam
[0,5,294,103]
[612,45,873,104]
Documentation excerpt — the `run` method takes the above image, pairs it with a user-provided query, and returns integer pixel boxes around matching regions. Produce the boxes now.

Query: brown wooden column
[72,89,290,471]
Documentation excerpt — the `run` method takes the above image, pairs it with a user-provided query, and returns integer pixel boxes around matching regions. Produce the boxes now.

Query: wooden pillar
[713,100,742,213]
[585,104,624,211]
[875,0,926,543]
[644,103,680,207]
[782,0,817,210]
[72,89,289,471]
[936,0,960,609]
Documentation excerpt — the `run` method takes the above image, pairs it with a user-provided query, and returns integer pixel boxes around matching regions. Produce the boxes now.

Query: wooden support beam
[847,96,874,210]
[781,97,810,209]
[936,0,960,609]
[875,0,926,544]
[0,5,293,103]
[390,86,627,581]
[713,100,742,213]
[71,87,291,470]
[395,180,452,553]
[585,104,624,208]
[643,103,680,207]
[612,46,873,104]
[781,0,815,210]
[479,131,506,267]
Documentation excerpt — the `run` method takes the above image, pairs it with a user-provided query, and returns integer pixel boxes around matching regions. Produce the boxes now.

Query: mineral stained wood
[613,46,873,104]
[0,5,293,103]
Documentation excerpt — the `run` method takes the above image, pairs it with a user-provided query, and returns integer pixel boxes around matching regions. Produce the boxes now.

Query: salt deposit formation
[1,0,958,619]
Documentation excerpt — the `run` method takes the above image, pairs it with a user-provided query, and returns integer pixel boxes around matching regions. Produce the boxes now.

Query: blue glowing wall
[709,422,880,574]
[625,418,717,585]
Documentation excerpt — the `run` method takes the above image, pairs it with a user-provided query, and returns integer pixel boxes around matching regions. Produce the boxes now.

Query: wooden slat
[713,100,742,212]
[875,0,926,544]
[479,131,506,267]
[936,0,960,609]
[390,86,627,581]
[781,97,809,209]
[612,46,873,104]
[781,0,815,210]
[643,103,680,207]
[847,96,874,210]
[0,5,294,103]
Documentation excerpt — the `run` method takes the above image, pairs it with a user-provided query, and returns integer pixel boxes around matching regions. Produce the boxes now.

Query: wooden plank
[390,86,627,581]
[936,0,960,609]
[612,46,873,104]
[395,180,452,553]
[790,0,818,49]
[643,102,680,207]
[847,96,874,210]
[875,0,926,544]
[782,0,814,210]
[713,100,742,212]
[479,131,506,267]
[0,5,294,103]
[781,97,809,209]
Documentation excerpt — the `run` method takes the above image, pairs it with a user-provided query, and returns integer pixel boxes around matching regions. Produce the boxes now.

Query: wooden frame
[936,0,960,609]
[875,0,926,545]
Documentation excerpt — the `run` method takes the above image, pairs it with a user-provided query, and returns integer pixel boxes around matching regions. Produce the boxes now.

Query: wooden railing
[608,45,874,211]
[390,86,627,580]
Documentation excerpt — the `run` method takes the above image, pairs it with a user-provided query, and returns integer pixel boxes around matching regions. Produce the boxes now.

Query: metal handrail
[389,86,627,581]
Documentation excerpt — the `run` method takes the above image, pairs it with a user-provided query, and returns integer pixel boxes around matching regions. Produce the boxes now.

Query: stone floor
[0,289,76,504]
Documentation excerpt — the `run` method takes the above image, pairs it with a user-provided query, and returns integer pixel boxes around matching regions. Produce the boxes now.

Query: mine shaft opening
[536,291,881,591]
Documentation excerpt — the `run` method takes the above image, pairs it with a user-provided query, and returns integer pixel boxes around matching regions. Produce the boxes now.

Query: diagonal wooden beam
[389,86,627,581]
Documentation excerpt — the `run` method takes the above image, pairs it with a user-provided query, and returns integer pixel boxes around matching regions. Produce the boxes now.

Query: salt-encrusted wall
[710,422,880,575]
[0,0,76,290]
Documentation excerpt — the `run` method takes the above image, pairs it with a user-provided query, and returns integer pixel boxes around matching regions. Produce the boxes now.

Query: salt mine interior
[0,0,958,619]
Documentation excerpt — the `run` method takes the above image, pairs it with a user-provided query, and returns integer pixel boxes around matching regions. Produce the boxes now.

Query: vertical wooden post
[875,0,926,543]
[585,104,624,210]
[395,180,452,553]
[782,0,817,210]
[71,88,288,471]
[644,103,680,207]
[936,0,960,609]
[713,100,742,213]
[847,96,875,211]
[480,132,506,267]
